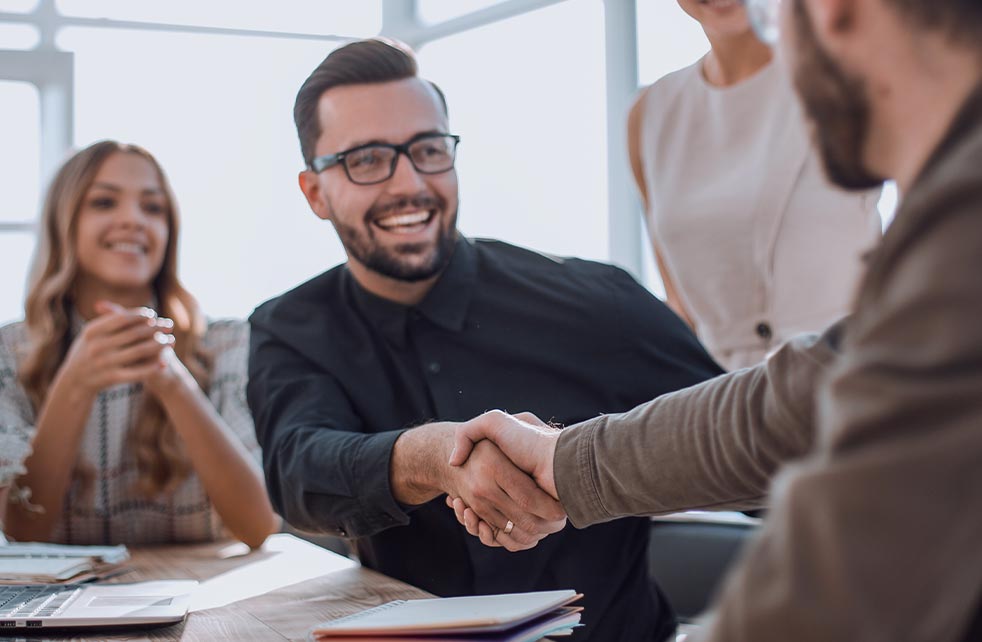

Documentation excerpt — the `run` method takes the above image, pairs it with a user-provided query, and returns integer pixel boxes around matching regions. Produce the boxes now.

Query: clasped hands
[443,410,565,552]
[62,301,185,398]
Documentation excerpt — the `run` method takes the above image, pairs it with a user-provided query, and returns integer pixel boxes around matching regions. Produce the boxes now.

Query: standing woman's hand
[58,300,174,400]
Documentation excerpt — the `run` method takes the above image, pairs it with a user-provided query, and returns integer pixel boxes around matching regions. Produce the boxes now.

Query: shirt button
[427,362,441,375]
[755,322,773,340]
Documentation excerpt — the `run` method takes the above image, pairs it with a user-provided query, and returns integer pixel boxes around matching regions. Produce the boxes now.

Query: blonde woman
[0,141,277,546]
[631,0,882,370]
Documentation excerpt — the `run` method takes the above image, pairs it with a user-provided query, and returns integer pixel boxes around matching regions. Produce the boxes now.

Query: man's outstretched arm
[450,324,839,530]
[249,322,565,544]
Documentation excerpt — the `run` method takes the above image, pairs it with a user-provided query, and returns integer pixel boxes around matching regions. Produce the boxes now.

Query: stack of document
[0,542,129,583]
[310,590,583,642]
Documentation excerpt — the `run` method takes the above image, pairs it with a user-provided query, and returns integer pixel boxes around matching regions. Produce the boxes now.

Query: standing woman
[0,141,278,546]
[630,0,882,370]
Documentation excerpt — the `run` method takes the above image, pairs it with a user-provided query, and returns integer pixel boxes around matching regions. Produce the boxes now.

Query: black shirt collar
[348,236,476,347]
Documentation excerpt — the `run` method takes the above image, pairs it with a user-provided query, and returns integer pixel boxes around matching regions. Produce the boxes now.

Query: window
[55,0,381,37]
[0,0,38,13]
[418,0,505,24]
[1,0,646,319]
[0,22,39,48]
[0,80,40,224]
[636,1,709,86]
[420,0,609,262]
[57,26,346,317]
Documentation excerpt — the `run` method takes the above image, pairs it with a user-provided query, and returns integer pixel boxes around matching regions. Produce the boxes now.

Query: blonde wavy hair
[20,140,211,498]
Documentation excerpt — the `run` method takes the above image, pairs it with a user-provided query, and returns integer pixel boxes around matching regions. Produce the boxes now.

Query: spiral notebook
[310,589,582,639]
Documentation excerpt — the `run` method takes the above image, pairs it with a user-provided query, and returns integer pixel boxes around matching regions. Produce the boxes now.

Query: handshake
[441,410,569,553]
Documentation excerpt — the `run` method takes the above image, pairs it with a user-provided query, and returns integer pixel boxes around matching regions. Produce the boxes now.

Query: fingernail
[448,448,457,464]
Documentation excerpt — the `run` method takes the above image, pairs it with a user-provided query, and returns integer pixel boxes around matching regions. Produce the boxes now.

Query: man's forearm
[555,329,836,526]
[390,423,454,505]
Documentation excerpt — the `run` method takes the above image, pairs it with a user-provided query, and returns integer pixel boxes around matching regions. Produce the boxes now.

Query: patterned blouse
[0,318,259,545]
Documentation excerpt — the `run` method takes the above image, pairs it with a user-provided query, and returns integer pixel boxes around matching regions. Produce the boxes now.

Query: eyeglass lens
[345,135,457,184]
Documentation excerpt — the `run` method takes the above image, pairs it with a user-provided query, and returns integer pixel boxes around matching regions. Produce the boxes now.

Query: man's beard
[335,192,458,283]
[790,0,885,190]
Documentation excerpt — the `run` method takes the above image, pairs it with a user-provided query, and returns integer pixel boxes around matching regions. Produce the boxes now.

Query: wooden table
[28,534,433,641]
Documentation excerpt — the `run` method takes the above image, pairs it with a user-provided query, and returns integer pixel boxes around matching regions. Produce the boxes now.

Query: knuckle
[515,517,538,534]
[470,498,491,518]
[513,492,534,512]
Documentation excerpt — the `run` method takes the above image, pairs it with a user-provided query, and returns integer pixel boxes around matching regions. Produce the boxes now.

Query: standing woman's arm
[145,323,278,549]
[627,91,696,329]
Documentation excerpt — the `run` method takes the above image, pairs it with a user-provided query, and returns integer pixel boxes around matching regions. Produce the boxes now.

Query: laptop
[0,580,196,630]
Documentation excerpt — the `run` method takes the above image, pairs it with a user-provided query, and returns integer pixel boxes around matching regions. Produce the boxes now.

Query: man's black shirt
[248,238,723,641]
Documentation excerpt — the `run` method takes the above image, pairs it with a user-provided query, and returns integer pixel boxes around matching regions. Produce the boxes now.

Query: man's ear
[298,170,333,221]
[804,0,856,41]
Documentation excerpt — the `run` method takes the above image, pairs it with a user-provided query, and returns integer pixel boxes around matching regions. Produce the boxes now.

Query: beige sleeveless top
[640,59,881,370]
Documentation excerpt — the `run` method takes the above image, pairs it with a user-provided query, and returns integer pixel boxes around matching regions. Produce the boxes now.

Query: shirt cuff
[555,416,613,528]
[349,429,413,535]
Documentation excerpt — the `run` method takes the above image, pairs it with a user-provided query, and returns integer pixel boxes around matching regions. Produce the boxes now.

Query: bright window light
[418,0,504,24]
[878,181,899,230]
[0,22,39,48]
[0,80,40,223]
[0,0,38,13]
[58,26,348,318]
[55,0,381,37]
[636,0,709,85]
[420,0,609,262]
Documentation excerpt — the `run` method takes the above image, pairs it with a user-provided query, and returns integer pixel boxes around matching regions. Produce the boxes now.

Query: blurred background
[0,0,896,324]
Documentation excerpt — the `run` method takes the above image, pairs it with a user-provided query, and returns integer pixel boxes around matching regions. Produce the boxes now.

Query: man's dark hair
[293,38,448,168]
[886,0,982,46]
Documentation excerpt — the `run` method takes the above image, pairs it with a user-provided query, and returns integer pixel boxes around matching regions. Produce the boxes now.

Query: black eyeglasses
[310,133,461,185]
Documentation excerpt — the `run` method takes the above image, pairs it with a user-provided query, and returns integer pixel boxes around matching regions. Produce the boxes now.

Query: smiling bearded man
[245,38,725,642]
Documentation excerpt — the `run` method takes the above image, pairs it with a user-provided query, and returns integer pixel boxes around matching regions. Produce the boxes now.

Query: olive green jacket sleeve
[555,324,838,522]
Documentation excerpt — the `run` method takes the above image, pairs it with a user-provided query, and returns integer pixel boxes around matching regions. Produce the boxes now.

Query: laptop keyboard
[0,585,81,618]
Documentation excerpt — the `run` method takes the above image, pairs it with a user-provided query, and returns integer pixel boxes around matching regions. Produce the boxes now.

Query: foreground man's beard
[335,193,458,283]
[791,0,886,191]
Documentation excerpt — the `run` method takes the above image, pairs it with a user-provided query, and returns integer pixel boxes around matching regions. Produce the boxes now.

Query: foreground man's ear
[298,169,333,221]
